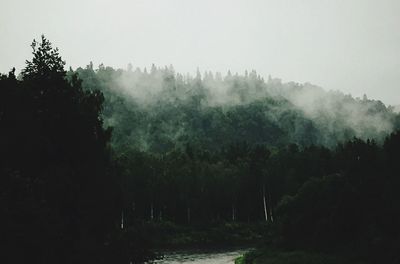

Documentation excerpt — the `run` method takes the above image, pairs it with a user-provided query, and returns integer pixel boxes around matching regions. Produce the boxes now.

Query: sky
[1,0,399,105]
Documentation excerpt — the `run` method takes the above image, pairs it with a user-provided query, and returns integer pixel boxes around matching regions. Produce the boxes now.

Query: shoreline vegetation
[115,221,264,262]
[234,249,367,264]
[143,221,264,250]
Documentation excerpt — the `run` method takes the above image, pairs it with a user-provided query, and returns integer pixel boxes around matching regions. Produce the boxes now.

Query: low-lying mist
[71,63,400,152]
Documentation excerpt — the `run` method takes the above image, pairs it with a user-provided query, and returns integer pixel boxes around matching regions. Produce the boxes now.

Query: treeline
[71,63,400,152]
[1,36,400,264]
[71,58,400,263]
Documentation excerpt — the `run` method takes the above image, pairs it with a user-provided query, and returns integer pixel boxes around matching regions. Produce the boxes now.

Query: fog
[2,5,400,262]
[72,64,398,151]
[1,0,400,105]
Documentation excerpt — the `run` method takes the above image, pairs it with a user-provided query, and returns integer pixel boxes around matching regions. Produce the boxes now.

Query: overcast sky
[1,0,399,105]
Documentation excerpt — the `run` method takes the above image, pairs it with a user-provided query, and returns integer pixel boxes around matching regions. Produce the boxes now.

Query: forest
[1,36,400,264]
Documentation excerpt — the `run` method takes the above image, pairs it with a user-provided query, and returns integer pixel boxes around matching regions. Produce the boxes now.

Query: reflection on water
[150,249,247,264]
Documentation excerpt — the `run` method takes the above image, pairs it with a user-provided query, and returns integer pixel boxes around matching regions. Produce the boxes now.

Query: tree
[1,36,119,264]
[22,35,66,80]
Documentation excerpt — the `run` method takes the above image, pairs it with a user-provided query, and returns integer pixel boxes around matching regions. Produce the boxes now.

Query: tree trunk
[269,193,274,222]
[263,185,269,222]
[121,211,124,229]
[232,204,236,222]
[150,203,154,221]
[270,207,274,222]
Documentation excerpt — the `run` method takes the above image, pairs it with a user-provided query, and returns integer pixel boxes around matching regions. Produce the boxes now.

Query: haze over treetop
[1,0,400,104]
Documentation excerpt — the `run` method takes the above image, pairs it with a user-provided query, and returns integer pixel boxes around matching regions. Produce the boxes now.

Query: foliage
[275,134,400,263]
[238,248,365,264]
[72,64,399,153]
[2,37,400,264]
[0,36,119,264]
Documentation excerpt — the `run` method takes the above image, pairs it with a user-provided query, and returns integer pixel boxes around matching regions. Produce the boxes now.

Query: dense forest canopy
[70,64,400,153]
[1,36,400,264]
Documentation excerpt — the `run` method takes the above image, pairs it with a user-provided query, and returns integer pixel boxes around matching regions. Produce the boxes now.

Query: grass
[235,255,244,264]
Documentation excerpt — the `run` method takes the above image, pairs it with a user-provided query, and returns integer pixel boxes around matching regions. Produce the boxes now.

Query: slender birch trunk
[150,203,154,221]
[269,193,274,222]
[121,211,124,229]
[270,207,274,222]
[263,185,269,222]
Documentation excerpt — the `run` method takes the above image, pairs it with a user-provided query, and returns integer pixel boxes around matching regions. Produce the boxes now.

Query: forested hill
[2,37,400,263]
[71,64,400,152]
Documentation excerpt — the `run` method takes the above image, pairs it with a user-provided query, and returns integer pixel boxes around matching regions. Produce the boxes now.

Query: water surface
[151,249,247,264]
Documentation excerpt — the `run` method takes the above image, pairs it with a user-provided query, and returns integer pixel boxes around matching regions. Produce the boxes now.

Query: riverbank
[137,221,266,250]
[235,248,368,264]
[116,221,265,262]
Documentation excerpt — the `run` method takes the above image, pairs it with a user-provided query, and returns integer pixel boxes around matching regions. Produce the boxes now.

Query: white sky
[1,0,399,105]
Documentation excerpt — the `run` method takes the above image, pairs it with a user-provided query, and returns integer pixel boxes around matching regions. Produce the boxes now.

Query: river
[149,249,247,264]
